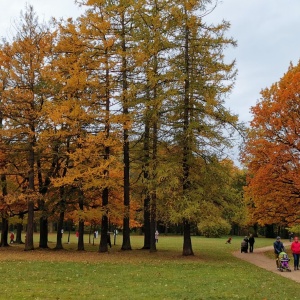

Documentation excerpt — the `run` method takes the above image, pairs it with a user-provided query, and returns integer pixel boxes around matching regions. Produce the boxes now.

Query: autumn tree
[0,6,55,250]
[115,0,135,252]
[243,62,300,227]
[50,5,129,252]
[0,46,10,247]
[164,0,238,255]
[196,159,247,237]
[76,2,121,252]
[0,1,241,255]
[44,17,92,251]
[130,0,175,251]
[77,0,146,251]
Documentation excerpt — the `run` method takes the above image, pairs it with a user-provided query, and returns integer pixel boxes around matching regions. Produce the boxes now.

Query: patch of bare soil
[233,243,300,283]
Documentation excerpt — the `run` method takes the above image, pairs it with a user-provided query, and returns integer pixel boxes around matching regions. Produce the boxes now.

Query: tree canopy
[243,62,300,226]
[0,1,243,255]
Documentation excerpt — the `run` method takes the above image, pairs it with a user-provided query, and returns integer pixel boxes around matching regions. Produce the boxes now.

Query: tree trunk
[182,220,194,256]
[149,201,157,252]
[67,220,72,244]
[121,139,131,251]
[0,217,9,247]
[121,11,131,252]
[181,13,193,256]
[25,200,35,251]
[142,107,151,249]
[99,215,109,252]
[99,188,109,253]
[0,174,9,247]
[77,191,85,251]
[25,136,35,251]
[78,220,85,251]
[39,216,48,248]
[15,221,24,244]
[0,98,8,248]
[55,211,64,250]
[122,215,131,250]
[150,80,158,253]
[89,226,92,244]
[37,154,48,249]
[142,196,151,249]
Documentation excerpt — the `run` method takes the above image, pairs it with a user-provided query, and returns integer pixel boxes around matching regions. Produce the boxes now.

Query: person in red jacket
[10,232,14,244]
[291,236,300,270]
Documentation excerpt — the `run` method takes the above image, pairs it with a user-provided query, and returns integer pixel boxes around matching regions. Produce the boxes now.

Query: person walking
[291,236,300,270]
[274,236,285,269]
[10,232,14,244]
[248,234,255,253]
[155,230,159,243]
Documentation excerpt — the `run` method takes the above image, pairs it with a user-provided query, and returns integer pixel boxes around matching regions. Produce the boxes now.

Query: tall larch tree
[0,46,10,247]
[48,15,112,251]
[116,0,135,252]
[50,3,128,252]
[78,0,141,251]
[50,17,92,251]
[132,0,174,251]
[0,6,55,250]
[79,2,116,253]
[101,0,136,251]
[166,0,238,255]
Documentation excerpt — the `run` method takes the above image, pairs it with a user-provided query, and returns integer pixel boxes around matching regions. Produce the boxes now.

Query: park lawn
[0,235,298,300]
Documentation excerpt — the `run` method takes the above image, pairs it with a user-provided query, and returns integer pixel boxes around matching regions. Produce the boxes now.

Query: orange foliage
[243,62,300,226]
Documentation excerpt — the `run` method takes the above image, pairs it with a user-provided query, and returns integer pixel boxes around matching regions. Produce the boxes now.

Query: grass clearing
[0,234,298,299]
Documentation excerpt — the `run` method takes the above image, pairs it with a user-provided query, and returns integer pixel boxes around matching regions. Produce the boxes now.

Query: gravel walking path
[233,243,300,283]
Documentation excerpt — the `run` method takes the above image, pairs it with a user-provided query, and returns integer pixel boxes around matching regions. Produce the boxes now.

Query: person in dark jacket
[248,234,255,253]
[274,236,285,269]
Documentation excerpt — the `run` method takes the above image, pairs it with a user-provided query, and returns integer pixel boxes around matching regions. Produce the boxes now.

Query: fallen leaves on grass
[0,244,205,265]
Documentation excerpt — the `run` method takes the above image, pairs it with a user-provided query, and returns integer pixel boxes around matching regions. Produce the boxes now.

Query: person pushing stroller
[274,236,285,270]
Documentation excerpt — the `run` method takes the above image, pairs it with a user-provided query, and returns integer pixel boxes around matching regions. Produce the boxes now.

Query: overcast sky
[0,0,299,125]
[206,0,300,124]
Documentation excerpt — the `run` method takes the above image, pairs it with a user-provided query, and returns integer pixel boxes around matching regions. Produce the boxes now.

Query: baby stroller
[241,238,248,253]
[278,251,291,272]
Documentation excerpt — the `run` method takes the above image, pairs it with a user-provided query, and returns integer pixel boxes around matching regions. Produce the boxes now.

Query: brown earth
[233,242,300,283]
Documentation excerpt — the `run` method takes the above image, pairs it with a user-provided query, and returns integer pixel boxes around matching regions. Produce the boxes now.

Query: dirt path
[233,243,300,283]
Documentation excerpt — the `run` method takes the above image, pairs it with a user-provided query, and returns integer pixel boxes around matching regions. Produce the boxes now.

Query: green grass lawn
[0,234,298,300]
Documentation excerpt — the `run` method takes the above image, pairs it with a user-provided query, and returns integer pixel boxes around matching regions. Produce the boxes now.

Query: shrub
[197,218,231,238]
